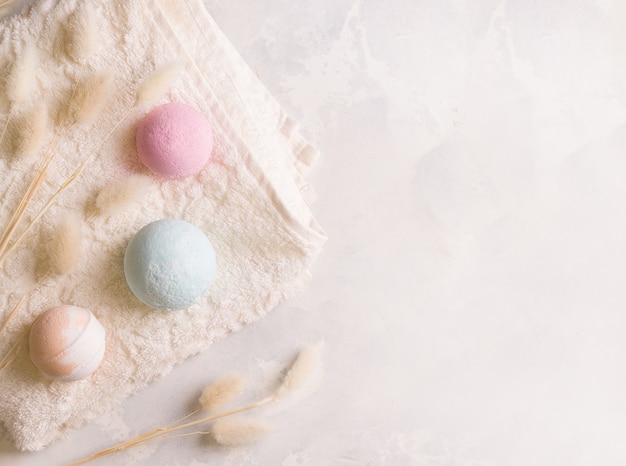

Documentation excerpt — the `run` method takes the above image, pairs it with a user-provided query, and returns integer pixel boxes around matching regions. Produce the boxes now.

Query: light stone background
[2,0,626,465]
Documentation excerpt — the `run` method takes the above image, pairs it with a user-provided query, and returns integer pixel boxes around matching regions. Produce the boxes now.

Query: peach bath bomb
[136,102,214,178]
[29,305,106,381]
[124,219,217,311]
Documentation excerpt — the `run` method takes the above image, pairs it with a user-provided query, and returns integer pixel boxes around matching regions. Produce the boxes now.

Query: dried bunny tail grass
[0,69,113,266]
[65,345,324,465]
[3,94,127,264]
[199,375,243,413]
[0,42,39,145]
[210,418,270,447]
[6,42,39,105]
[134,61,181,107]
[95,174,153,217]
[276,341,325,399]
[61,2,98,63]
[44,213,82,276]
[11,105,50,159]
[61,72,113,127]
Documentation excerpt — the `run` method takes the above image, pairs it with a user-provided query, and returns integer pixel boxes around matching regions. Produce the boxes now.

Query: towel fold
[0,0,325,451]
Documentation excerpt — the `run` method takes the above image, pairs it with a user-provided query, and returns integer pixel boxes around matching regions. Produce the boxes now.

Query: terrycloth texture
[0,0,325,452]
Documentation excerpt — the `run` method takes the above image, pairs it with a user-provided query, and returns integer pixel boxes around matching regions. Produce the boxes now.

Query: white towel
[0,0,325,452]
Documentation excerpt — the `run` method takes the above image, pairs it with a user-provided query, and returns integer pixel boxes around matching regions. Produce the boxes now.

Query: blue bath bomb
[124,219,216,311]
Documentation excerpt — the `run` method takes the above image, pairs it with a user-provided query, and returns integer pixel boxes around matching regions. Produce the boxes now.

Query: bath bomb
[124,219,216,311]
[136,102,214,179]
[29,305,106,381]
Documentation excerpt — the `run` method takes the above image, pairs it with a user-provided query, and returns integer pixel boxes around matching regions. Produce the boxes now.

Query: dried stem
[64,396,276,466]
[0,63,91,263]
[141,430,211,446]
[0,109,12,147]
[0,62,177,263]
[163,409,200,429]
[0,341,19,373]
[0,0,15,8]
[0,277,44,338]
[0,113,66,260]
[168,396,275,432]
[0,294,27,335]
[65,343,322,465]
[0,159,50,259]
[0,329,28,374]
[0,107,133,263]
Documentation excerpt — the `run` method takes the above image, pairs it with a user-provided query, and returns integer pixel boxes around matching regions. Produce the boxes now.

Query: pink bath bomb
[136,102,214,179]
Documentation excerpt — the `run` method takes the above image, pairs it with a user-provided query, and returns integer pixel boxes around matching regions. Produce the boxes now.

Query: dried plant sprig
[134,61,181,107]
[1,0,104,240]
[0,63,180,265]
[210,418,270,446]
[199,374,243,413]
[61,2,97,63]
[0,103,48,213]
[1,114,126,262]
[64,344,324,466]
[95,175,154,218]
[11,105,50,159]
[0,297,27,374]
[0,160,50,260]
[0,294,27,336]
[5,42,39,106]
[0,339,20,373]
[0,327,29,373]
[276,341,324,399]
[0,68,111,263]
[44,214,82,276]
[0,43,39,147]
[65,392,276,466]
[0,115,8,149]
[59,72,113,127]
[0,79,85,263]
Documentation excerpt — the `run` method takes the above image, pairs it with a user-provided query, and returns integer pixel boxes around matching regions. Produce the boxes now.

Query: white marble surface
[3,0,626,464]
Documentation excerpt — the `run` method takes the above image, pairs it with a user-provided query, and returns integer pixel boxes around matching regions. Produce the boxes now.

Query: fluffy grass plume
[134,61,181,107]
[210,418,269,447]
[61,72,113,126]
[0,61,178,264]
[199,375,243,413]
[62,2,97,63]
[95,174,153,217]
[11,105,50,159]
[276,342,324,398]
[1,71,114,264]
[44,213,81,276]
[6,42,38,105]
[65,345,324,465]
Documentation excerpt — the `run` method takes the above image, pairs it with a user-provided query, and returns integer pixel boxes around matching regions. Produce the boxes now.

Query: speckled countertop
[2,0,626,465]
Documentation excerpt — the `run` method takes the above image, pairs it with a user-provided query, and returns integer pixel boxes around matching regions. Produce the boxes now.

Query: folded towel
[0,0,325,451]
